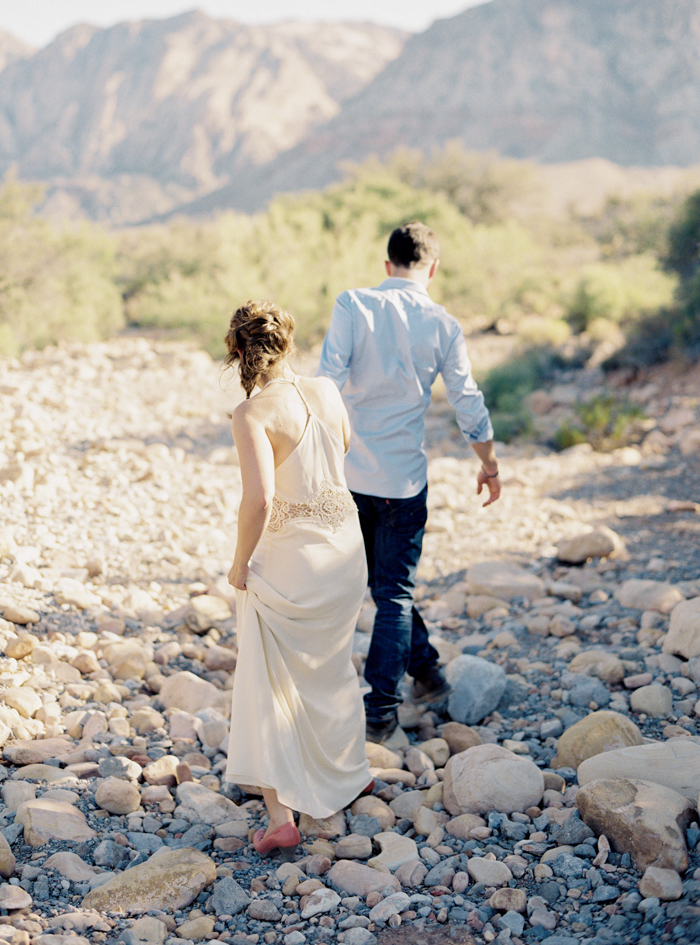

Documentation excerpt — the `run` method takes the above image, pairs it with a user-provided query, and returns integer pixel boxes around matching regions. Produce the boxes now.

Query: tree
[0,177,123,355]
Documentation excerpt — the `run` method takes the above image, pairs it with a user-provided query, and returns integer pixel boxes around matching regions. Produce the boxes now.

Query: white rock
[638,866,683,901]
[629,685,673,718]
[300,887,340,919]
[185,596,232,633]
[443,744,544,815]
[158,671,229,714]
[15,799,96,847]
[175,781,242,825]
[556,526,623,564]
[0,687,42,718]
[0,883,32,909]
[2,781,36,810]
[54,578,101,610]
[662,597,700,660]
[466,561,544,601]
[578,738,700,801]
[616,580,684,614]
[568,650,624,684]
[366,832,419,871]
[467,857,513,886]
[44,852,97,882]
[95,777,141,815]
[368,892,411,922]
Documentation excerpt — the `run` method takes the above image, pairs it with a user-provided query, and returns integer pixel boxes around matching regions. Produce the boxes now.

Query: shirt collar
[378,277,430,297]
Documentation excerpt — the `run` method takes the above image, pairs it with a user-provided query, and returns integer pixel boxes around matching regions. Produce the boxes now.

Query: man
[318,221,501,743]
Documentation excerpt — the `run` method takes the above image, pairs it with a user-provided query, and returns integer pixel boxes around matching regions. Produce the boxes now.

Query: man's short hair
[387,222,440,268]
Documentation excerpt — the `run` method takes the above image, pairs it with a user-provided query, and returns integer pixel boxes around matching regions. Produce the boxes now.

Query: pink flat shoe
[253,822,300,861]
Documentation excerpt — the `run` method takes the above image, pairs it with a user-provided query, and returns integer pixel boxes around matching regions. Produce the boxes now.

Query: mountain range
[1,0,700,224]
[0,12,405,223]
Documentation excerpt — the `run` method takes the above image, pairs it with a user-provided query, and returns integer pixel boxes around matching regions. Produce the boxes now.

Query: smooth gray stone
[446,655,507,725]
[210,876,250,916]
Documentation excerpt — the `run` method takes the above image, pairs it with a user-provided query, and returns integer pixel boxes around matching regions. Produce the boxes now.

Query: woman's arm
[228,404,276,589]
[341,399,351,454]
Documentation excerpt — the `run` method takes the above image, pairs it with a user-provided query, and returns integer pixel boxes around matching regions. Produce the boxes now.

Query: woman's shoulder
[231,394,265,430]
[301,374,339,398]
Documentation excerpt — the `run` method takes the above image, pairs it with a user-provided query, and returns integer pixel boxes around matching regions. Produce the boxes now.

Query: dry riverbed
[0,337,698,945]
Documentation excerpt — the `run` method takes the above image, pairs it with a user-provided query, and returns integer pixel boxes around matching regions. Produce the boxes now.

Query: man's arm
[441,326,501,507]
[316,293,353,390]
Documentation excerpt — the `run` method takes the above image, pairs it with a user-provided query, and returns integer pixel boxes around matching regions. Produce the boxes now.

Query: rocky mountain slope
[4,1,700,222]
[0,12,405,223]
[0,337,698,942]
[189,0,700,215]
[0,30,33,72]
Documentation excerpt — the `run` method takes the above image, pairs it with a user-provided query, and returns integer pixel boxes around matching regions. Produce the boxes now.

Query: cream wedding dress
[225,377,371,818]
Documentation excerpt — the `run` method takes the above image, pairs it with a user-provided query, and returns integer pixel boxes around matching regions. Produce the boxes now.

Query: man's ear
[385,260,392,276]
[429,259,440,280]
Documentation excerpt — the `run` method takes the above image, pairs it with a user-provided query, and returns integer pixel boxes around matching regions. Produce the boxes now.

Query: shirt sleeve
[316,292,353,390]
[441,323,494,444]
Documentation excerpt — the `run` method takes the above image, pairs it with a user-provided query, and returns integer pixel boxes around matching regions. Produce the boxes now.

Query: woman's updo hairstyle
[224,300,295,398]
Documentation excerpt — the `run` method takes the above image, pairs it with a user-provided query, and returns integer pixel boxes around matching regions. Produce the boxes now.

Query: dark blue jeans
[352,485,440,725]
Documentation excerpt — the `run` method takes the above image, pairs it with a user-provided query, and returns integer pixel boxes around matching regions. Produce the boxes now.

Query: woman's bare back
[245,375,348,468]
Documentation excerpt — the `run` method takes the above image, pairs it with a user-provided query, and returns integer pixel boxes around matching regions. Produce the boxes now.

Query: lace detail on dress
[268,480,356,535]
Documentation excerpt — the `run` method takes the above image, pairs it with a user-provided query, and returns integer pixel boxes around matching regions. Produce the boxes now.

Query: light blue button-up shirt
[317,277,494,499]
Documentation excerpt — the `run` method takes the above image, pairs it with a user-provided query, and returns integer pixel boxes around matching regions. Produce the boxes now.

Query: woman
[223,300,371,861]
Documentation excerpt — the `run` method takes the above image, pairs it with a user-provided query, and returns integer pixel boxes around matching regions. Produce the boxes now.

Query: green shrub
[0,178,123,355]
[664,189,700,279]
[479,345,562,443]
[554,395,645,451]
[565,256,675,333]
[605,189,700,368]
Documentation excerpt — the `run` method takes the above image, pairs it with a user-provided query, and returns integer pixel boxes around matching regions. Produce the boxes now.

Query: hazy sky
[1,1,491,48]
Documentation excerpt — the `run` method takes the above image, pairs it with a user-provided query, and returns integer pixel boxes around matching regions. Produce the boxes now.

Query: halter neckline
[262,375,297,389]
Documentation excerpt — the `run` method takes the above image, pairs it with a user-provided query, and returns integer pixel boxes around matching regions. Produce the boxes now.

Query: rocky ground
[0,337,698,945]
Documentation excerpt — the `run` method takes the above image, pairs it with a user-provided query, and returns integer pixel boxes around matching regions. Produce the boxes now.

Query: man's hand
[477,467,501,507]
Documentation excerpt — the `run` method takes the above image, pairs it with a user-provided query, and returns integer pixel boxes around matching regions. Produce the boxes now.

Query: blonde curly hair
[223,300,295,398]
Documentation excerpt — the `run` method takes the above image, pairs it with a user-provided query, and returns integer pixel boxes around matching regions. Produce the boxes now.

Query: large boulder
[466,561,544,601]
[326,861,400,897]
[3,738,75,766]
[446,655,507,725]
[367,832,419,871]
[157,671,229,715]
[577,738,700,801]
[441,721,482,754]
[556,526,623,564]
[175,782,244,826]
[552,710,643,770]
[567,650,624,685]
[0,834,15,878]
[15,799,96,847]
[629,684,673,717]
[443,743,544,816]
[615,580,684,614]
[82,848,216,914]
[577,778,696,872]
[95,777,141,815]
[662,597,700,660]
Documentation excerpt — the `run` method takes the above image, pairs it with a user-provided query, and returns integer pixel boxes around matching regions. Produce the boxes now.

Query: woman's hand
[228,561,249,590]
